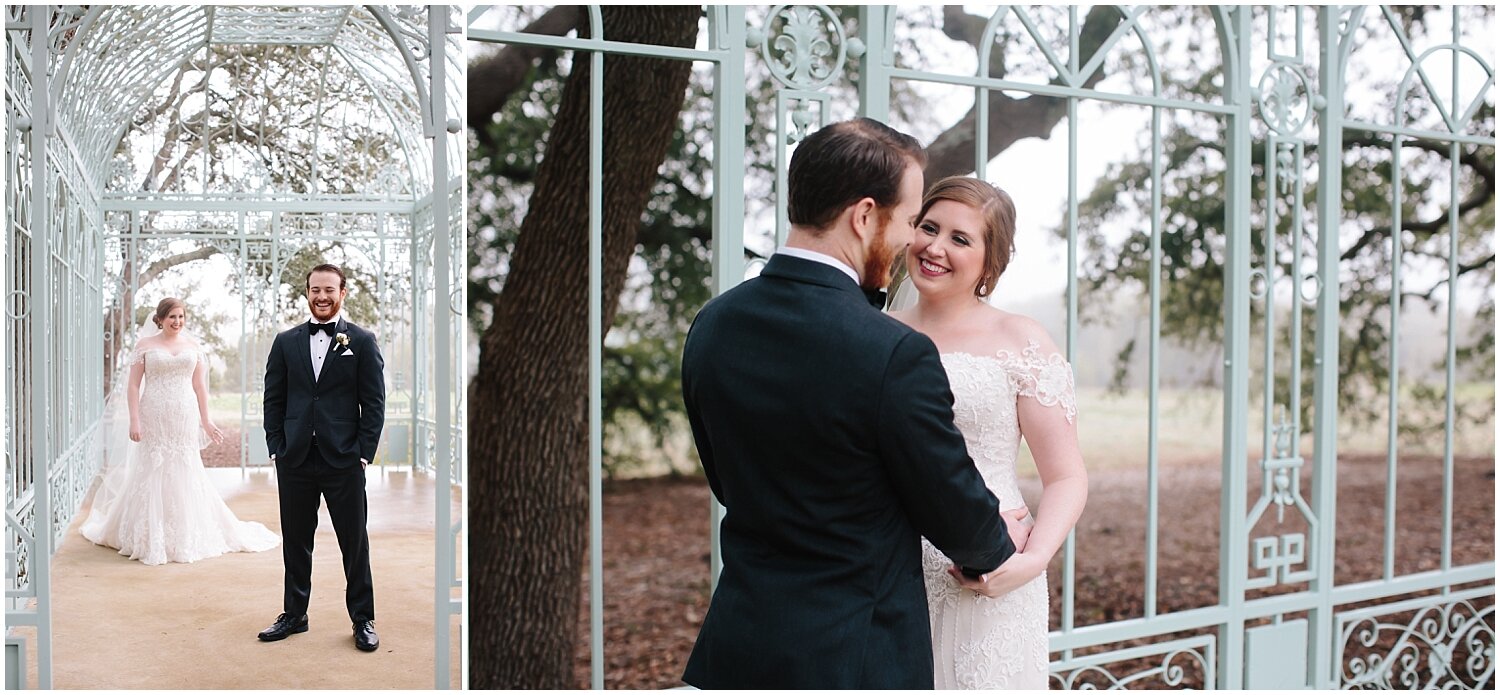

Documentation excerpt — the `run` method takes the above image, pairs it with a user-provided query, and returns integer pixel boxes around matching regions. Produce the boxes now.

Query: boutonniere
[335,332,349,348]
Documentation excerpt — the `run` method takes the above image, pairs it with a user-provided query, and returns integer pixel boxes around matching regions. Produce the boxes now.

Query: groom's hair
[787,118,926,233]
[306,263,347,289]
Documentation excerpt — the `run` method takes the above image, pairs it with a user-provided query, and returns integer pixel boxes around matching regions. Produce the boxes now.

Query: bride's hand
[203,421,224,445]
[129,422,142,443]
[947,553,1045,598]
[1001,506,1033,553]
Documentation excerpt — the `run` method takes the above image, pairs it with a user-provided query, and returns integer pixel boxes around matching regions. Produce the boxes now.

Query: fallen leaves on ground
[575,455,1494,689]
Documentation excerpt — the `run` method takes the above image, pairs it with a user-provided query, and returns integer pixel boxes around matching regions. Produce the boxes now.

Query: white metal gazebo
[5,5,463,689]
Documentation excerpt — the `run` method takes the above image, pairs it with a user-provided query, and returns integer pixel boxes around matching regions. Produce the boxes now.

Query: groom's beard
[860,212,901,292]
[309,297,342,321]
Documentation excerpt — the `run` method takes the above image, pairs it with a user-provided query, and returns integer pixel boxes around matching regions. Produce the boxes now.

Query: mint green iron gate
[474,4,1494,689]
[875,8,1494,687]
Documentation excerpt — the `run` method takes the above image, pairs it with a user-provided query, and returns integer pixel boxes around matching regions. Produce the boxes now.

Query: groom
[680,118,1025,688]
[259,263,385,652]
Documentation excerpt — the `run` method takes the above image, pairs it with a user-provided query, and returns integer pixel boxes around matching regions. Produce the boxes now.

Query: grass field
[203,382,1493,478]
[206,391,416,424]
[600,384,1495,479]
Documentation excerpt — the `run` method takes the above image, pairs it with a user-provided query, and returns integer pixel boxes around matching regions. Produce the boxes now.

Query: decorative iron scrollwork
[1341,598,1496,689]
[1052,643,1214,690]
[755,4,848,92]
[1256,62,1313,137]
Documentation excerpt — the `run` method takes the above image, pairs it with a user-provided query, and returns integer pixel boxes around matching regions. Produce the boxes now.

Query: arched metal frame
[4,5,464,690]
[472,4,1493,690]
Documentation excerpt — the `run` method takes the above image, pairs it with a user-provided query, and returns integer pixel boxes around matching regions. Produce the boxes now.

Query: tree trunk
[467,6,582,144]
[467,7,700,689]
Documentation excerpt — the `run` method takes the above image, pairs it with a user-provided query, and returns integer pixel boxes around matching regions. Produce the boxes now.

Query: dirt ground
[201,426,260,468]
[23,443,462,689]
[574,454,1495,689]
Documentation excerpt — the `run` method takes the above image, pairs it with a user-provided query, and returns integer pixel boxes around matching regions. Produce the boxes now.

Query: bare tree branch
[1340,131,1495,262]
[941,6,1008,80]
[1401,253,1497,304]
[941,6,990,46]
[142,75,210,191]
[137,246,219,287]
[134,68,187,128]
[924,6,1124,183]
[467,6,583,132]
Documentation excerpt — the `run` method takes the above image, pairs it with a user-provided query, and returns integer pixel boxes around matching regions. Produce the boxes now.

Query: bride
[81,297,280,565]
[889,177,1088,689]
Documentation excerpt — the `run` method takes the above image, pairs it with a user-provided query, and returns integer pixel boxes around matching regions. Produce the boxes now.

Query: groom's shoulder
[692,277,758,321]
[862,305,925,346]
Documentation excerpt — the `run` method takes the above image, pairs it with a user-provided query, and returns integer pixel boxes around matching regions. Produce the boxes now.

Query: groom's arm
[876,332,1014,575]
[263,334,287,458]
[681,322,723,503]
[356,329,386,463]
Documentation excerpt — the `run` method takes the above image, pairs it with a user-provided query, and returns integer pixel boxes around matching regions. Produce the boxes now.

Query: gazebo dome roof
[47,5,461,200]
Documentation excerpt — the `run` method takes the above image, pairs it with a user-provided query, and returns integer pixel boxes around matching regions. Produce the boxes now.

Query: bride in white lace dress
[890,177,1088,689]
[81,297,280,565]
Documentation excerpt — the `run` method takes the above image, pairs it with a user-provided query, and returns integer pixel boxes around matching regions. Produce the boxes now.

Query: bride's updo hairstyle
[152,297,186,328]
[917,177,1017,298]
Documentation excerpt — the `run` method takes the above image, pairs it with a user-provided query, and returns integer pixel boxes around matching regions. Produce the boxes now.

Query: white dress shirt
[309,317,338,381]
[300,315,366,466]
[775,246,860,285]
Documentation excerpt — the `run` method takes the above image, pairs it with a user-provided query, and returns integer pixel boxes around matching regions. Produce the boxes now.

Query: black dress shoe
[354,620,379,652]
[258,613,308,641]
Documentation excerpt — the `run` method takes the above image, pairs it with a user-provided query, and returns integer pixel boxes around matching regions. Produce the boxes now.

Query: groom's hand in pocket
[1001,506,1032,553]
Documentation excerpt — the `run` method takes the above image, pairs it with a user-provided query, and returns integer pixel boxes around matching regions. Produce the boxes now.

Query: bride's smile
[907,198,988,297]
[163,307,186,334]
[917,257,950,276]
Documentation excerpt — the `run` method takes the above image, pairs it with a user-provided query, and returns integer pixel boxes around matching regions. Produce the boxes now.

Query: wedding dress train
[81,346,279,565]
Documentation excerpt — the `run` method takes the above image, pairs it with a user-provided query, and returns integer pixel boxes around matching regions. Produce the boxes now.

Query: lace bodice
[938,340,1077,510]
[130,346,206,451]
[922,339,1077,689]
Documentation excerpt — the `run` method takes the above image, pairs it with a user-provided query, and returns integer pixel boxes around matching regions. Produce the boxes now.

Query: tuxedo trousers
[276,443,374,623]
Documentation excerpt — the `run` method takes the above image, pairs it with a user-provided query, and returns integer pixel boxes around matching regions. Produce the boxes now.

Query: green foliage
[275,243,381,327]
[469,7,951,474]
[471,7,1495,473]
[1070,70,1494,439]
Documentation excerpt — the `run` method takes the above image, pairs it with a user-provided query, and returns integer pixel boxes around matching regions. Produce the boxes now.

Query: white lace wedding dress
[80,345,279,565]
[921,340,1077,689]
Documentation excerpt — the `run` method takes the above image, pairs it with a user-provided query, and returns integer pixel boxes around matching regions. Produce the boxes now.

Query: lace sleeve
[127,344,148,366]
[1000,339,1077,423]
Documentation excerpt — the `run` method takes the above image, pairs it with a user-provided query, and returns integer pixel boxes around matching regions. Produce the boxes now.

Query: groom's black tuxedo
[264,318,385,468]
[264,317,385,623]
[681,255,1015,689]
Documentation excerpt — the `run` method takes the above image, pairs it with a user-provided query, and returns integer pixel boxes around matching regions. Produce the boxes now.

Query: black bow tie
[864,288,887,310]
[310,322,336,336]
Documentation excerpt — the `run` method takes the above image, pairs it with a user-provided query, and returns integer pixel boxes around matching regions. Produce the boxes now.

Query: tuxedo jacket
[680,254,1015,689]
[263,318,385,468]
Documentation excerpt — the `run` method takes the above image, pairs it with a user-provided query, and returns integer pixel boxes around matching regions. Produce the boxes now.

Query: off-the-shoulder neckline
[939,339,1068,365]
[138,344,198,359]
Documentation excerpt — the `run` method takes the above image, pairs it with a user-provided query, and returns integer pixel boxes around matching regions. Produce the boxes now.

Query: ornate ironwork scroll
[1338,594,1495,689]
